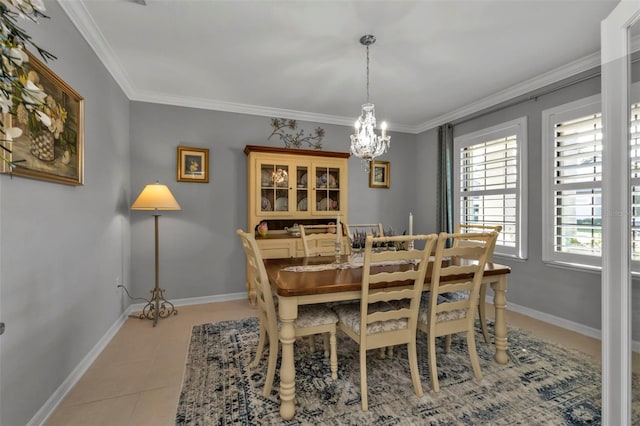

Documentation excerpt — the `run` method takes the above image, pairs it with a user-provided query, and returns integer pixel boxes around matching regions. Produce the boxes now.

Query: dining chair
[454,223,502,343]
[417,231,497,393]
[236,229,339,396]
[333,233,437,411]
[299,224,341,257]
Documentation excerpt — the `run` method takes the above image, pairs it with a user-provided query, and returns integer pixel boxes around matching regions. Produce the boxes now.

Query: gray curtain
[437,123,454,237]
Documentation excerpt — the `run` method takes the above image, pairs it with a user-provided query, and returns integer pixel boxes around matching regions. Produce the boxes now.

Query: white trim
[454,117,528,259]
[601,2,640,424]
[57,0,136,99]
[59,0,601,135]
[28,310,130,426]
[417,52,601,133]
[31,292,248,426]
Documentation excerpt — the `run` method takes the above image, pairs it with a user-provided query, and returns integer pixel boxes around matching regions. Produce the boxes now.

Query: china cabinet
[244,145,350,300]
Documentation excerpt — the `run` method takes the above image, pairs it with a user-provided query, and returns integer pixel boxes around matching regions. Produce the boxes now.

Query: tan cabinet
[244,145,350,300]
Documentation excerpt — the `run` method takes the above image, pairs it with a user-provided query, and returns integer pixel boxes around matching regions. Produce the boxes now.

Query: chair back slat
[454,223,502,261]
[300,224,341,257]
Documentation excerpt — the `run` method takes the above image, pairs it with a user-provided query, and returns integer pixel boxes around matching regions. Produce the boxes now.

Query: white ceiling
[59,0,619,134]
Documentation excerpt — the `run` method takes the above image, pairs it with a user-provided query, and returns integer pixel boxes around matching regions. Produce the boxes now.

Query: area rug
[175,317,639,425]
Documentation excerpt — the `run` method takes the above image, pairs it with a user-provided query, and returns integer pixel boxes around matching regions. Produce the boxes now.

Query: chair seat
[285,305,338,329]
[418,305,467,324]
[439,291,468,302]
[334,301,408,334]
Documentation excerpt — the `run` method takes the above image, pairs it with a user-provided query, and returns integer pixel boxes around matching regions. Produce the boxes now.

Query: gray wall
[0,2,131,425]
[433,74,606,332]
[129,102,418,300]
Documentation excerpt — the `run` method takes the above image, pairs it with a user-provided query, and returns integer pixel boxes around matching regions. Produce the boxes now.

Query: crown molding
[415,51,601,133]
[131,89,417,134]
[59,0,601,136]
[58,0,136,98]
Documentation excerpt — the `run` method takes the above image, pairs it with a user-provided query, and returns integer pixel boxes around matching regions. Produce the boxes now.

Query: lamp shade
[131,182,181,211]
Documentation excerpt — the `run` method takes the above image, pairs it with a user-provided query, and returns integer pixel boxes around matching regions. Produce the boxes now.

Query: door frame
[601,1,640,423]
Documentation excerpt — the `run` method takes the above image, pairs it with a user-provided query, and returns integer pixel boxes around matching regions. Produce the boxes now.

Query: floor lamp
[131,181,181,326]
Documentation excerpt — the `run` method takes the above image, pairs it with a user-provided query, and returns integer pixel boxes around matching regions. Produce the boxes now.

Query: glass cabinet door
[295,165,309,212]
[258,161,290,214]
[313,164,341,214]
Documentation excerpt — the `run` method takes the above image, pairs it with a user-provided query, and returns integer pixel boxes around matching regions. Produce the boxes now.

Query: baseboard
[32,292,247,426]
[126,292,248,315]
[29,309,130,426]
[487,295,640,353]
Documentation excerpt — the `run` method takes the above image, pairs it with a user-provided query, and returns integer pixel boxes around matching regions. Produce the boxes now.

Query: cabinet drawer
[257,239,296,259]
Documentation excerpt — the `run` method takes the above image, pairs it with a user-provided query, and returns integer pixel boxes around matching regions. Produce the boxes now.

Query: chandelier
[350,34,390,171]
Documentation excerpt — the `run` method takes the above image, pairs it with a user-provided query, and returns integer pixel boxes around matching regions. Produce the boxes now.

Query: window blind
[459,135,518,248]
[551,112,603,257]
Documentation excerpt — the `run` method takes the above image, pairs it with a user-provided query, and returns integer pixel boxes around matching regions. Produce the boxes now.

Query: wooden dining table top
[263,255,511,298]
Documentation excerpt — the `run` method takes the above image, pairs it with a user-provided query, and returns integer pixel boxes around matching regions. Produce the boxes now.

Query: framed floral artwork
[369,160,390,188]
[177,146,209,183]
[5,50,84,185]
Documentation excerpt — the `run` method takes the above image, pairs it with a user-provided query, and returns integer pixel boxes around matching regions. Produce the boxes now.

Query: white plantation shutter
[552,112,602,259]
[459,136,517,248]
[543,96,640,270]
[454,117,527,258]
[630,103,640,263]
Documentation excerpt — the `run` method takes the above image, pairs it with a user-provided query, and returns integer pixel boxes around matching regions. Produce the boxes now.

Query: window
[542,95,602,268]
[454,117,527,259]
[542,95,640,270]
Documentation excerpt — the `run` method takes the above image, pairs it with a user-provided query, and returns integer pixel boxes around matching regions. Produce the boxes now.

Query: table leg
[491,275,509,364]
[278,297,298,420]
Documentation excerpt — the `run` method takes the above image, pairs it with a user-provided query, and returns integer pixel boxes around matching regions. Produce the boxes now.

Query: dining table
[263,254,511,421]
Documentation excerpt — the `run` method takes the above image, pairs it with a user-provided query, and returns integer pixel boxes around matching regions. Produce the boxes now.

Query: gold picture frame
[369,160,390,188]
[177,146,209,183]
[4,50,84,185]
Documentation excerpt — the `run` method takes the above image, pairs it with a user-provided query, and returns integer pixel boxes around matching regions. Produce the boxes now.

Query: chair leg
[467,328,483,381]
[444,335,452,354]
[329,329,337,380]
[360,347,368,411]
[478,282,490,343]
[309,335,316,353]
[378,347,386,359]
[407,340,423,398]
[323,333,330,358]
[387,346,394,358]
[262,332,279,397]
[251,320,267,368]
[428,333,440,393]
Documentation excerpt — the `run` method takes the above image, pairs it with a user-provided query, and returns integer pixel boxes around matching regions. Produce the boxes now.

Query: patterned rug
[175,317,638,425]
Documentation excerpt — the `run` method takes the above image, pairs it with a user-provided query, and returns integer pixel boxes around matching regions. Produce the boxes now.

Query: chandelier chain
[366,44,370,104]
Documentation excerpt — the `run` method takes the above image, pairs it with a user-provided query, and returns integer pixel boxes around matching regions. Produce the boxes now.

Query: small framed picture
[369,160,390,188]
[177,146,209,183]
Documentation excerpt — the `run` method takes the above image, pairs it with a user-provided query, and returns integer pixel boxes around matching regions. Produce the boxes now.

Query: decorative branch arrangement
[268,118,325,150]
[0,0,56,171]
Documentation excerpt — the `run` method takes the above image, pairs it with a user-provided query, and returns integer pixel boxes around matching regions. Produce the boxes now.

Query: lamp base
[138,287,177,326]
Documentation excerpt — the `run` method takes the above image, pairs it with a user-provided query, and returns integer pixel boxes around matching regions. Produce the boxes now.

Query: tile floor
[45,299,603,426]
